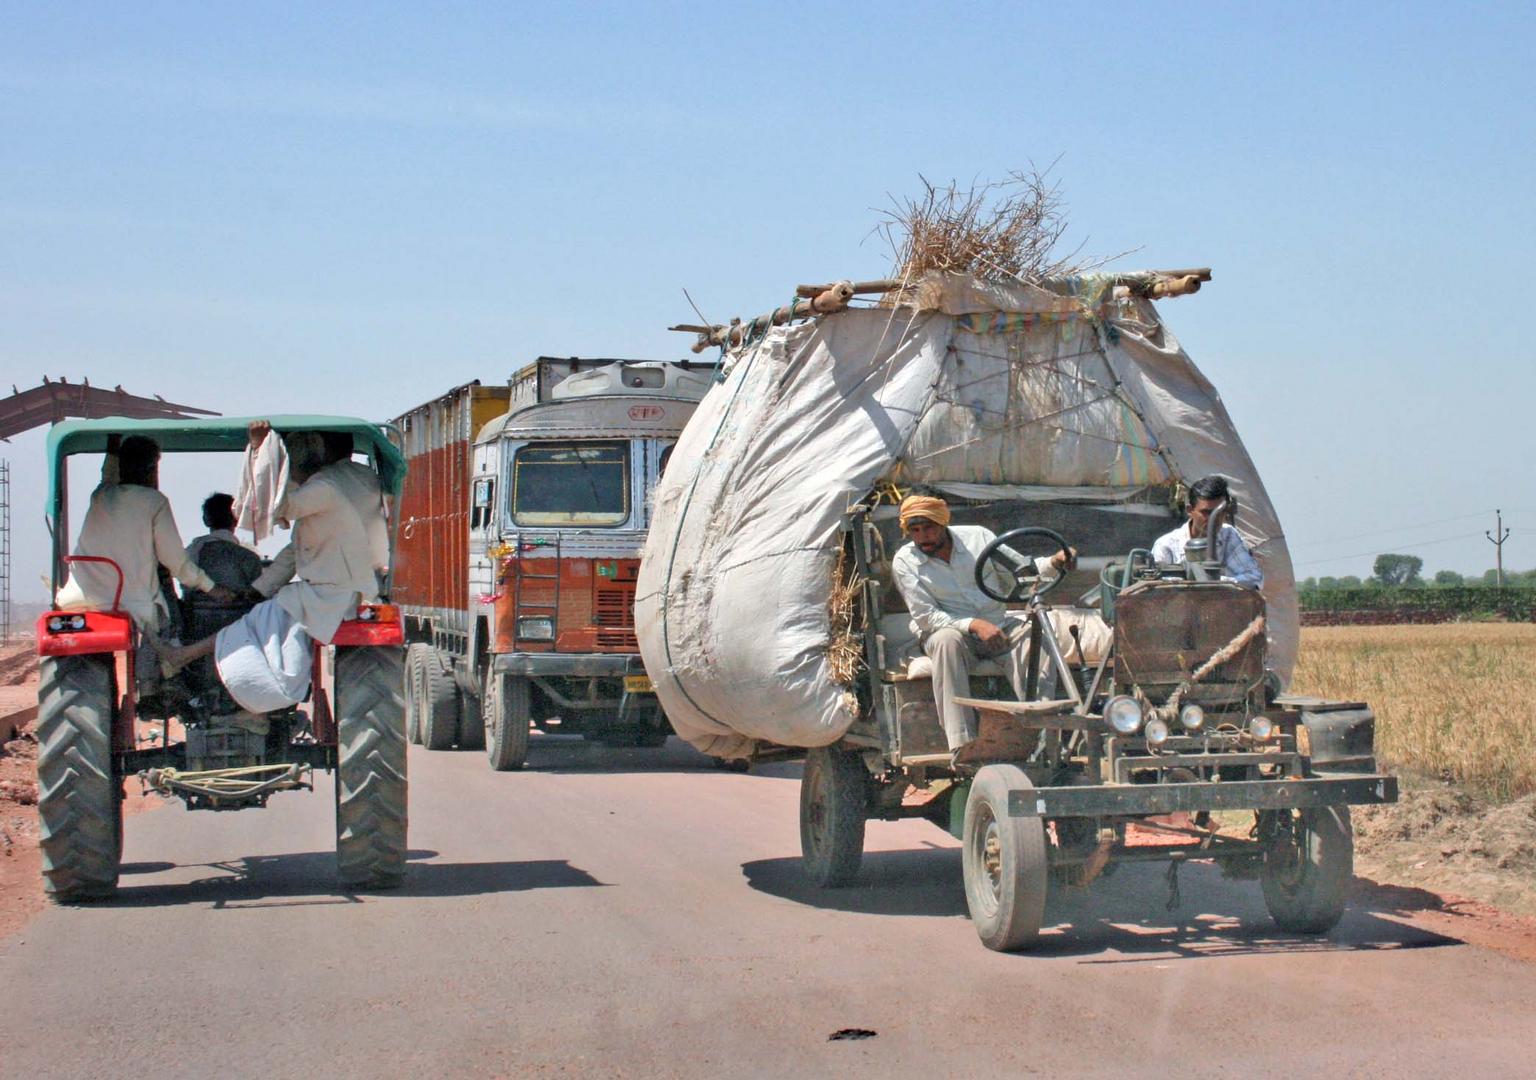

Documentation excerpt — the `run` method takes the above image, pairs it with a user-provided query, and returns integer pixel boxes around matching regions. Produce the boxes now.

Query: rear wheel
[963,764,1048,952]
[799,745,869,887]
[37,654,121,901]
[403,643,430,745]
[419,647,460,752]
[335,647,408,888]
[1261,805,1353,933]
[484,670,531,771]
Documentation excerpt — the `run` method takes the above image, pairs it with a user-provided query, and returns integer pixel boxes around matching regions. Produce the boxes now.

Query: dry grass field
[1292,623,1536,802]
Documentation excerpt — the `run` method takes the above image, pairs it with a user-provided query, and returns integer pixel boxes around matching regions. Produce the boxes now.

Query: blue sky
[4,2,1535,600]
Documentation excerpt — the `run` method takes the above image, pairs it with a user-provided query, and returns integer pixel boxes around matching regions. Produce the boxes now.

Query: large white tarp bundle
[636,273,1296,758]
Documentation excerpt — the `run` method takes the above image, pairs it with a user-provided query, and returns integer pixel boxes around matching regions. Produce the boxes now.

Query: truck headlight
[1179,703,1205,732]
[1144,718,1170,746]
[516,616,555,641]
[1247,716,1274,741]
[1106,695,1143,735]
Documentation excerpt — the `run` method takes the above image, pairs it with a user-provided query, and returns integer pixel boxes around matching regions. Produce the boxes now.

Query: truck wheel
[963,764,1048,951]
[484,671,531,771]
[1261,805,1353,934]
[799,745,868,887]
[419,648,460,752]
[37,655,121,901]
[455,672,484,752]
[403,643,431,745]
[335,647,408,889]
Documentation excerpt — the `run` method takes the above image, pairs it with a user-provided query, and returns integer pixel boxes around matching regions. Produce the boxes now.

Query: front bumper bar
[1008,774,1397,818]
[492,652,645,678]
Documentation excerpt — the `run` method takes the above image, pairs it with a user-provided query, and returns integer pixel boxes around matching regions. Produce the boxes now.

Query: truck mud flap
[1007,775,1397,818]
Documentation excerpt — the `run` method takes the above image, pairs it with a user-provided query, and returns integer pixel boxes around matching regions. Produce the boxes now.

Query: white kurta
[323,458,390,574]
[250,467,381,643]
[55,484,216,627]
[890,524,1055,641]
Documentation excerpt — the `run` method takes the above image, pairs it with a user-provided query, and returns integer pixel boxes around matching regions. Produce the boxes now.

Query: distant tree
[1373,553,1424,587]
[1317,576,1341,590]
[1339,575,1363,588]
[1433,569,1464,587]
[1299,576,1318,590]
[1482,569,1503,587]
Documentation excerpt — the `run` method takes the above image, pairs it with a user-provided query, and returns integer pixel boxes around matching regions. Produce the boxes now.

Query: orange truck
[392,357,715,769]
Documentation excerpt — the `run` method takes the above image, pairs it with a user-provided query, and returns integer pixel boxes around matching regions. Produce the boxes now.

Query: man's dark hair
[117,436,161,486]
[1188,475,1230,503]
[321,432,353,464]
[203,492,237,530]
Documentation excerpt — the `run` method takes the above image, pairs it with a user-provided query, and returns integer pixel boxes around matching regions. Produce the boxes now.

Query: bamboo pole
[670,268,1212,353]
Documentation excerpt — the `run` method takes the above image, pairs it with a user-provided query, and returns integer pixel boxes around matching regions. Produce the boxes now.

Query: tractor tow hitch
[143,763,311,811]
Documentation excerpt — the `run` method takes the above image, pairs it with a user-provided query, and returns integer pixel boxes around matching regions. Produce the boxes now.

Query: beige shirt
[892,524,1055,641]
[251,468,381,643]
[55,484,215,627]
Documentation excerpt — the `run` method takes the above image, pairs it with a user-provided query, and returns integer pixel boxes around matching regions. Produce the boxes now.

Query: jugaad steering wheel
[974,526,1074,603]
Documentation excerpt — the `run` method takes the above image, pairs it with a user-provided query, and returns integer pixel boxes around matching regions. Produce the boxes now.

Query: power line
[1291,531,1484,569]
[1287,508,1495,552]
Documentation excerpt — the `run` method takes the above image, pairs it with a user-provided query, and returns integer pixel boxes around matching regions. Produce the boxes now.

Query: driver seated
[891,494,1075,751]
[1152,475,1264,590]
[180,493,264,695]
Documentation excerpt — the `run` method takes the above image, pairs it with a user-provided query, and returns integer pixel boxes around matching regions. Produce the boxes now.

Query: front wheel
[484,670,531,771]
[335,647,408,889]
[962,764,1048,951]
[1260,805,1353,934]
[799,745,869,887]
[37,654,121,901]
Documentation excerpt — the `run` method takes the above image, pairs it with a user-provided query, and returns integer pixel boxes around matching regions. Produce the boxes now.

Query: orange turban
[898,495,951,531]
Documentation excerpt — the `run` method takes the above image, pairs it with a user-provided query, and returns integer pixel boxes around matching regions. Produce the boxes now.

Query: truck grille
[595,585,637,649]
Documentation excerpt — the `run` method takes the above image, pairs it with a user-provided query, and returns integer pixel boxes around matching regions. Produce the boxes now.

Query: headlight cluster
[1106,695,1143,735]
[46,614,88,633]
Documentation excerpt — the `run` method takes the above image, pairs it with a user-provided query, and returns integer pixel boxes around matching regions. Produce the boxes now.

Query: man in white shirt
[56,437,238,628]
[1151,475,1264,590]
[891,494,1074,751]
[165,425,383,713]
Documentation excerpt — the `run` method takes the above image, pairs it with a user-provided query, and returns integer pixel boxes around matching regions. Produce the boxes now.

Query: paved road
[4,735,1535,1078]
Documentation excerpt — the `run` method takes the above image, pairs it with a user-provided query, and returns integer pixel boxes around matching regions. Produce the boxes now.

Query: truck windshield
[512,441,630,526]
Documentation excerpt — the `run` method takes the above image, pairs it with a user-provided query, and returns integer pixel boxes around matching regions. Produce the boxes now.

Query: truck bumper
[492,652,645,678]
[1007,774,1398,818]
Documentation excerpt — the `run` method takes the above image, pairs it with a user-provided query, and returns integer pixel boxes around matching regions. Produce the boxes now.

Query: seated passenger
[164,424,382,714]
[890,494,1075,751]
[55,436,238,683]
[181,492,265,695]
[1152,474,1264,589]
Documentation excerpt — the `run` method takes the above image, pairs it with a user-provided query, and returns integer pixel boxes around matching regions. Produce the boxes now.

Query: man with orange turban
[891,494,1075,750]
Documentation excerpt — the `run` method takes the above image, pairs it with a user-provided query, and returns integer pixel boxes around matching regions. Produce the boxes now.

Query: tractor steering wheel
[974,527,1073,603]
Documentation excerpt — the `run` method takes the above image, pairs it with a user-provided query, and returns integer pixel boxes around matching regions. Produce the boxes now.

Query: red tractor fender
[37,555,132,656]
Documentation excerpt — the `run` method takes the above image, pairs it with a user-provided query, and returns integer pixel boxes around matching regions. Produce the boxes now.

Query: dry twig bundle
[827,547,866,689]
[877,168,1122,285]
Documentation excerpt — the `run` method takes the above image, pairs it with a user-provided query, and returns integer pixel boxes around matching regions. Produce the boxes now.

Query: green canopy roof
[45,415,407,515]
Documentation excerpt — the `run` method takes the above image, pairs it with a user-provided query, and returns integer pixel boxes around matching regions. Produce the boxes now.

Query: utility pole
[1486,508,1511,587]
[0,460,9,643]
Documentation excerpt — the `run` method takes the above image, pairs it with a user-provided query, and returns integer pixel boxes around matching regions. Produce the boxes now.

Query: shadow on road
[742,847,1464,961]
[110,848,609,909]
[483,735,795,779]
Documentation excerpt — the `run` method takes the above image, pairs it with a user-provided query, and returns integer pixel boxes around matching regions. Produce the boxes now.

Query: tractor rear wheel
[1261,805,1353,934]
[799,745,869,887]
[37,654,121,901]
[335,646,408,889]
[484,670,531,771]
[962,764,1048,951]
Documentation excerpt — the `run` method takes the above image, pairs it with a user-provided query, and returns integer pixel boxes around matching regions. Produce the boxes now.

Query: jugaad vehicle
[393,358,715,770]
[35,417,408,901]
[637,268,1399,951]
[809,504,1396,952]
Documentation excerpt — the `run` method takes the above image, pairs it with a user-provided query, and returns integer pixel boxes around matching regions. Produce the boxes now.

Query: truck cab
[395,357,715,769]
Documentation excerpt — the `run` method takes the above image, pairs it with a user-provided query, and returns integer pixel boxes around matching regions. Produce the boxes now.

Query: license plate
[624,675,654,694]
